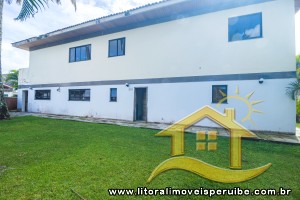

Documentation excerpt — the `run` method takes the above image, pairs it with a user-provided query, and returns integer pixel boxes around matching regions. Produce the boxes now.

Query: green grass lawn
[296,123,300,128]
[0,116,299,199]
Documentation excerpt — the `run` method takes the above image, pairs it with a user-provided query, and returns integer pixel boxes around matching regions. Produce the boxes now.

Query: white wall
[25,0,295,85]
[17,0,296,134]
[147,79,296,133]
[18,78,296,133]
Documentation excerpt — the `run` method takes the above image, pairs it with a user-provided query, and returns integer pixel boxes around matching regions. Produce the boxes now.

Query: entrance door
[134,88,147,121]
[22,90,28,112]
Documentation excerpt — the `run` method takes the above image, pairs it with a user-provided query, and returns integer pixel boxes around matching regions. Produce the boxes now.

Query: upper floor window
[228,13,262,42]
[110,88,117,102]
[35,90,51,100]
[69,45,91,62]
[69,89,90,101]
[109,38,125,57]
[212,85,227,104]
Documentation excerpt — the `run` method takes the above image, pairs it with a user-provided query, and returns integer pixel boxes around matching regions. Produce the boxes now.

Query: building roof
[3,84,13,90]
[12,0,298,51]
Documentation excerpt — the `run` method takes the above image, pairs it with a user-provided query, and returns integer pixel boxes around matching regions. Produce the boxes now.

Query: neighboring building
[3,84,14,97]
[13,0,297,134]
[2,74,18,97]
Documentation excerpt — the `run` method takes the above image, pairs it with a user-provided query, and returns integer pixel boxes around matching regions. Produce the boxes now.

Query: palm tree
[0,0,76,119]
[286,75,300,100]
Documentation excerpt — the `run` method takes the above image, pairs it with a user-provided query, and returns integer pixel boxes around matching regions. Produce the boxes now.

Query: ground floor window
[212,85,227,103]
[110,88,117,102]
[35,90,51,100]
[69,89,90,101]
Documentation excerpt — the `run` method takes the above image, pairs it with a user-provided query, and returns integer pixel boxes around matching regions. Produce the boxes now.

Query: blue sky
[2,0,300,73]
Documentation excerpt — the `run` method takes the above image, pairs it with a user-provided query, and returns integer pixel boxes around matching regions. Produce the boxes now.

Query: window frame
[110,88,117,102]
[108,37,126,57]
[68,89,91,101]
[212,85,228,104]
[35,90,51,100]
[228,12,263,42]
[69,44,91,63]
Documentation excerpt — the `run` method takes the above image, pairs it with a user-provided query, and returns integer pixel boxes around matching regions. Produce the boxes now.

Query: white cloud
[245,24,261,38]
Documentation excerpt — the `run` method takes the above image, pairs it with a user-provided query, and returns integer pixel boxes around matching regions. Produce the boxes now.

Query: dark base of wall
[5,98,17,110]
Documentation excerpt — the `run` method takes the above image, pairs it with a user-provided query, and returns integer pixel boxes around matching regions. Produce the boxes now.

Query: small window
[69,89,90,101]
[35,90,51,100]
[228,13,262,42]
[109,38,125,57]
[69,45,91,62]
[110,88,117,102]
[212,85,227,104]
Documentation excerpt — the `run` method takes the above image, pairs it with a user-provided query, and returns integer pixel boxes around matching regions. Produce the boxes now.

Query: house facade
[14,0,297,134]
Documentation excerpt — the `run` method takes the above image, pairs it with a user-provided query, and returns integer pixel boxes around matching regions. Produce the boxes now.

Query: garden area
[0,116,299,199]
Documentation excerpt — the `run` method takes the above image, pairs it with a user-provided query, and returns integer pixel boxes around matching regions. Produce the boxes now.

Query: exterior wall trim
[18,71,295,89]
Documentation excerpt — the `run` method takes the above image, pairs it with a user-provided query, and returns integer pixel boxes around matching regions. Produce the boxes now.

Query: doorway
[22,90,28,112]
[134,88,147,121]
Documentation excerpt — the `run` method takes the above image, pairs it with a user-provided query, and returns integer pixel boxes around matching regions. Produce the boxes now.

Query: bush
[297,100,300,123]
[296,100,300,116]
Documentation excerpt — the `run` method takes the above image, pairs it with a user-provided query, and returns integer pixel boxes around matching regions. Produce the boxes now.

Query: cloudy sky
[2,0,300,74]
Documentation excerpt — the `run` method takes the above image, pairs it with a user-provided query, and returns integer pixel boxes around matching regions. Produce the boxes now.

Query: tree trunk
[0,0,10,120]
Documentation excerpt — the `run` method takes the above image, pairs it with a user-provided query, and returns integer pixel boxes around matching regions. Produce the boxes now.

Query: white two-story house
[14,0,298,134]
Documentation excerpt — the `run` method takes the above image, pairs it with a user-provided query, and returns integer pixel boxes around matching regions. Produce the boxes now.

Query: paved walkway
[9,112,300,145]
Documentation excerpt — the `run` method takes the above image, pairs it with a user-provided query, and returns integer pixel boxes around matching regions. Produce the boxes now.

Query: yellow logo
[147,88,271,183]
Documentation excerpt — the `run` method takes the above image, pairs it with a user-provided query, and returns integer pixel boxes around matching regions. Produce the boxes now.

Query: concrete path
[9,112,300,145]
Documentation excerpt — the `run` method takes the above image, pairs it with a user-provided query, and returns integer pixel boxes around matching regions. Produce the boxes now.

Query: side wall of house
[18,0,296,134]
[17,78,296,133]
[27,0,295,84]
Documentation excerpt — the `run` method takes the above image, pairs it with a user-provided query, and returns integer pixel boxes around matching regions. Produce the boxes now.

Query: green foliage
[9,0,77,21]
[297,55,300,66]
[297,100,300,116]
[286,74,300,100]
[5,69,18,89]
[0,117,300,199]
[0,100,10,119]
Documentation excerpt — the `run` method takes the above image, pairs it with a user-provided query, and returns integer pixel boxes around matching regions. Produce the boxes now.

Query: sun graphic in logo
[217,86,264,124]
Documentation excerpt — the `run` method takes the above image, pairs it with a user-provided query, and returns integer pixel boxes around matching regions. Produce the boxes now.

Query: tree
[0,0,76,119]
[286,74,300,100]
[5,69,18,89]
[287,56,300,100]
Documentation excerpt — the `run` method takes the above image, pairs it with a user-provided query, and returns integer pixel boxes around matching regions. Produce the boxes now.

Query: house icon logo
[147,106,272,183]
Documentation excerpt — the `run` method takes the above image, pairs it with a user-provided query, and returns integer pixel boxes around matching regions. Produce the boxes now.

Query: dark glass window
[69,45,91,62]
[110,88,117,102]
[228,13,262,42]
[69,89,90,101]
[212,85,227,104]
[35,90,51,100]
[109,38,125,57]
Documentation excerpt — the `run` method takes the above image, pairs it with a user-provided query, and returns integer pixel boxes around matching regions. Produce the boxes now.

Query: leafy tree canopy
[5,69,18,89]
